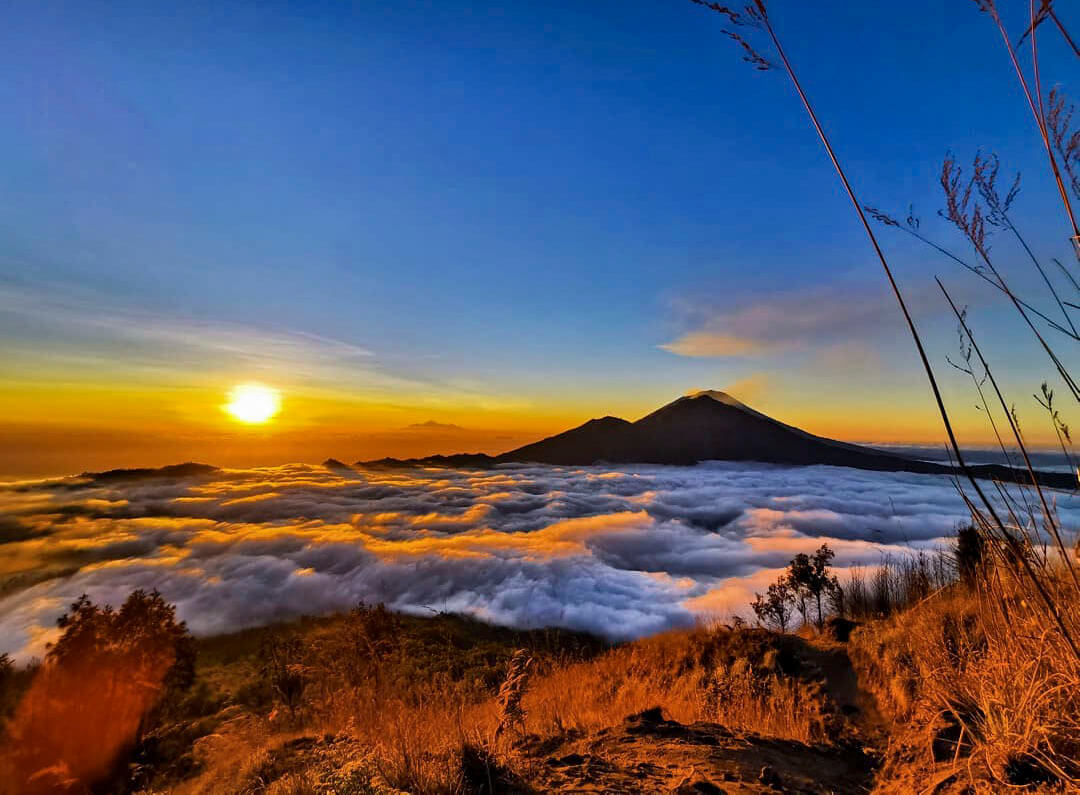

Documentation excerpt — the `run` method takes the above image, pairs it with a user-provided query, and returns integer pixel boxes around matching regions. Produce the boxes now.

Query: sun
[224,383,281,424]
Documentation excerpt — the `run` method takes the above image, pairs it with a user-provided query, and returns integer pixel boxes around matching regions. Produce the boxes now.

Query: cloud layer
[2,461,1075,660]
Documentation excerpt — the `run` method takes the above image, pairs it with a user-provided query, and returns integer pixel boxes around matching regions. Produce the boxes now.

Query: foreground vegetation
[2,534,1078,793]
[3,0,1078,791]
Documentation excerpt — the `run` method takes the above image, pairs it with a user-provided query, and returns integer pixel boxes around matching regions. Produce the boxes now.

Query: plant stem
[757,7,1003,528]
[1050,8,1080,57]
[994,3,1080,261]
[881,220,1077,339]
[751,0,1080,661]
[938,277,1079,597]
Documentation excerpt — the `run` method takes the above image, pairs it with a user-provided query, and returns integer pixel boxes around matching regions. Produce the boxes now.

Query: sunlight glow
[224,384,281,424]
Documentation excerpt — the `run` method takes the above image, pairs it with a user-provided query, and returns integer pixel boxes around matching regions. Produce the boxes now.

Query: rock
[674,780,725,794]
[626,706,665,724]
[758,765,783,789]
[670,766,726,794]
[26,764,80,794]
[823,616,858,642]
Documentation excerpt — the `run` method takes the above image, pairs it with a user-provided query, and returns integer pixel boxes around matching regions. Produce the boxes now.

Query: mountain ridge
[356,391,1076,489]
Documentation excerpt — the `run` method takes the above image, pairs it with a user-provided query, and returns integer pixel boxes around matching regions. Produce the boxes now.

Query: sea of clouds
[1,461,1076,660]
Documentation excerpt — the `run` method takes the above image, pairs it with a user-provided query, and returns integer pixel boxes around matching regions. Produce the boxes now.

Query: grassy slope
[5,578,1077,793]
[137,611,610,793]
[130,612,879,794]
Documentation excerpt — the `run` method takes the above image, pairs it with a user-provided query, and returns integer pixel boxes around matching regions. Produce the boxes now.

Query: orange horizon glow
[0,372,1065,479]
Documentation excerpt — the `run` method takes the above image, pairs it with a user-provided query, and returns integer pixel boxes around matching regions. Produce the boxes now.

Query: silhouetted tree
[786,545,838,630]
[826,575,845,619]
[955,524,985,586]
[751,580,795,632]
[0,652,15,719]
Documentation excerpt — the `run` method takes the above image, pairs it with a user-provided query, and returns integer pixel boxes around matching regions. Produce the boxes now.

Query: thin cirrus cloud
[0,280,374,378]
[660,331,776,357]
[0,280,518,410]
[3,459,1069,661]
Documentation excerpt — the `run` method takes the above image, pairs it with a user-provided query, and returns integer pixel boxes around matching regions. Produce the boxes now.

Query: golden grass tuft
[520,626,837,745]
[850,568,1080,790]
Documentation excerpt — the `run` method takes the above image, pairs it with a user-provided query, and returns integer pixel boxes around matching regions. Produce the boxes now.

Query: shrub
[260,636,308,721]
[0,590,194,790]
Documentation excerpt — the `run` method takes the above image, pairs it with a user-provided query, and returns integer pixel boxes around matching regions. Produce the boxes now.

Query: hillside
[2,561,1078,794]
[6,611,881,794]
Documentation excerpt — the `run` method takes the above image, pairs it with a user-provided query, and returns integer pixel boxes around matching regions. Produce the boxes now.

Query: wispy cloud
[0,281,374,375]
[660,282,927,360]
[0,280,524,411]
[660,332,775,357]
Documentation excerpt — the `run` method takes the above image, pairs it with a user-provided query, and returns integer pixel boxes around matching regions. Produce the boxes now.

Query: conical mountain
[360,391,1072,488]
[499,391,935,470]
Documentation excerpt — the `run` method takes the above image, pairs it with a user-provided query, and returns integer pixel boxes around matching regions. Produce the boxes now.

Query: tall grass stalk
[939,152,1080,401]
[937,278,1078,592]
[864,205,1078,340]
[693,0,1080,662]
[975,0,1079,258]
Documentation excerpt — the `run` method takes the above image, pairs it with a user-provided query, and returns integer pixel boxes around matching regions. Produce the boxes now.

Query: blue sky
[1,0,1077,473]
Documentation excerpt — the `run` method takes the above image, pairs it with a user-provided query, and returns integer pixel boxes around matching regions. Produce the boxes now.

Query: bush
[260,636,308,720]
[0,590,194,790]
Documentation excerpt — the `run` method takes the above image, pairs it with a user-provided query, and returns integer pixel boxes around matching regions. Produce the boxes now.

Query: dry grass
[272,623,842,792]
[850,567,1080,790]
[5,576,1079,793]
[165,621,846,794]
[691,5,1080,790]
[520,626,835,745]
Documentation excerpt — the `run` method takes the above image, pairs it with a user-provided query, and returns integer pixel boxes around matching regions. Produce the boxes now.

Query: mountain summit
[494,391,1073,488]
[356,391,1072,488]
[499,391,927,470]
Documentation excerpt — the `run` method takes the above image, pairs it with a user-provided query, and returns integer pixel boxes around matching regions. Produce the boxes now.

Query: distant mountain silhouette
[359,390,1075,489]
[357,453,499,469]
[80,462,220,483]
[501,391,945,471]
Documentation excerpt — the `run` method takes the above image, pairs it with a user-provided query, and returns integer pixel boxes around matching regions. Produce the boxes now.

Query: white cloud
[1,461,1074,660]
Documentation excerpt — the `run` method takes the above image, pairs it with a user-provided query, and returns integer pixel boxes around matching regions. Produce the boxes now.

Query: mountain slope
[497,416,638,466]
[498,391,940,471]
[630,392,944,471]
[497,391,1074,488]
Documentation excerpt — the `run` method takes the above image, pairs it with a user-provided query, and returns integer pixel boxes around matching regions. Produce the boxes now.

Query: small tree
[826,575,845,619]
[786,545,838,630]
[4,590,193,787]
[343,602,401,689]
[751,579,795,632]
[955,524,985,587]
[811,545,837,629]
[0,652,17,721]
